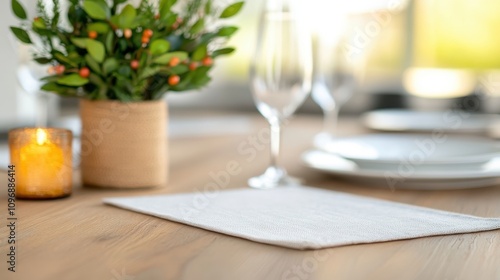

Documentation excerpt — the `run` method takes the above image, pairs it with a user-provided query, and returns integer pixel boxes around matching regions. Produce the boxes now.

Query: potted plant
[10,0,244,188]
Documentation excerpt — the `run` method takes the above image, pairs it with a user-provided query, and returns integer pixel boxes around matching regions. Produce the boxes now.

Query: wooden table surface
[1,114,499,280]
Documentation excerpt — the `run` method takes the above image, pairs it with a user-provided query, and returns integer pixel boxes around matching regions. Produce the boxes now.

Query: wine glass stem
[323,107,339,137]
[269,120,282,169]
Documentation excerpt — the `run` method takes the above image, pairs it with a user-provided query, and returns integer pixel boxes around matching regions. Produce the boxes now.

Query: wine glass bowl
[248,0,312,189]
[312,68,357,147]
[312,29,359,147]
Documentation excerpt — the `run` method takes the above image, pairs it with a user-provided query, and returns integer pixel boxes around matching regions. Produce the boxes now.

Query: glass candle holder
[9,128,73,199]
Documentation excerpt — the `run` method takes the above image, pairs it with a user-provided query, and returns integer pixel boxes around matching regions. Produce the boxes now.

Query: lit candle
[9,128,73,199]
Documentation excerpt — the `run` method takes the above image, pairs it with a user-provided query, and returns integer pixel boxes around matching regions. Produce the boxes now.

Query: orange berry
[124,29,132,39]
[141,36,150,44]
[202,56,213,67]
[130,60,139,70]
[168,75,180,86]
[88,31,98,39]
[169,57,180,67]
[55,65,65,75]
[189,62,198,71]
[143,29,153,38]
[172,18,182,30]
[47,66,56,75]
[79,67,90,78]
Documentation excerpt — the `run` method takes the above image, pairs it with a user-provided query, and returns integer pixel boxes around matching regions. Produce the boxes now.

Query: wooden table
[1,114,499,280]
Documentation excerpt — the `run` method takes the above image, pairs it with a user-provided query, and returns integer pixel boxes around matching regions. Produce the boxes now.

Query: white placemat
[104,186,500,250]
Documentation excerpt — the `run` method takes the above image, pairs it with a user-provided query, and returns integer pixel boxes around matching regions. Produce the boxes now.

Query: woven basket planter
[80,99,168,188]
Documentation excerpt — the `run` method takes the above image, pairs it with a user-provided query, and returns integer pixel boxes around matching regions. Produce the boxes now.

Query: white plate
[320,134,500,165]
[302,150,500,190]
[362,109,495,133]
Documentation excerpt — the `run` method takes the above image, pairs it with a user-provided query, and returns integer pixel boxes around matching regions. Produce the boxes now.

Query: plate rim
[319,133,500,165]
[302,149,500,181]
[362,109,495,133]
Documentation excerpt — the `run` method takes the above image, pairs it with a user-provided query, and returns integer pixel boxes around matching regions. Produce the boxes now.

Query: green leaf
[10,27,31,44]
[87,22,110,33]
[159,0,177,19]
[40,75,60,82]
[195,76,211,87]
[41,82,62,91]
[11,0,27,20]
[118,4,136,28]
[171,71,193,90]
[118,39,128,52]
[56,31,69,44]
[220,2,244,18]
[97,85,108,99]
[192,45,207,61]
[34,57,52,64]
[150,39,171,55]
[86,39,105,63]
[88,73,106,87]
[71,38,88,48]
[139,66,161,80]
[212,47,235,57]
[109,14,120,27]
[115,76,132,90]
[67,52,83,63]
[56,74,89,86]
[152,84,169,100]
[54,52,78,67]
[32,27,53,36]
[105,31,114,54]
[117,65,131,77]
[85,54,102,74]
[41,82,78,96]
[162,13,177,27]
[114,87,133,102]
[169,65,189,75]
[52,13,60,29]
[154,51,188,64]
[190,19,204,34]
[33,19,46,29]
[199,32,217,45]
[193,66,210,80]
[204,1,211,14]
[217,26,238,37]
[83,0,110,20]
[112,0,127,5]
[190,66,211,88]
[102,58,118,75]
[68,4,76,25]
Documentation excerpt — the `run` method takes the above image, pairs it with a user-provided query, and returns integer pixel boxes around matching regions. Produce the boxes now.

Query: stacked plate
[303,134,500,190]
[362,109,496,134]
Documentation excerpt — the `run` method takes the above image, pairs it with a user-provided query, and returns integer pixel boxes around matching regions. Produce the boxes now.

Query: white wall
[0,0,59,129]
[0,1,21,125]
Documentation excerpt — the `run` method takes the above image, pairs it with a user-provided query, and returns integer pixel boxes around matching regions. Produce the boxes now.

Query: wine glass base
[248,167,301,189]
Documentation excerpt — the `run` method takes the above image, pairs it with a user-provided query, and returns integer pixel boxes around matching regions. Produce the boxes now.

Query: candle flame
[36,129,48,145]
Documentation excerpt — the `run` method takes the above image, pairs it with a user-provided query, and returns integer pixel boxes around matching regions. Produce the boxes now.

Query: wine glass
[311,33,359,147]
[248,0,313,189]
